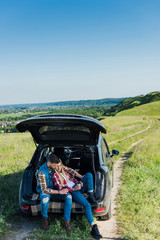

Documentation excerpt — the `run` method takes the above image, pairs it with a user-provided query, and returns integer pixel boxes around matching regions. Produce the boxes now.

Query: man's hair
[48,153,60,164]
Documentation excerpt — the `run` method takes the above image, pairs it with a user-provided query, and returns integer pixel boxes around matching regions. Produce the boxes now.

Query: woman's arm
[63,165,83,179]
[74,172,83,179]
[63,165,77,177]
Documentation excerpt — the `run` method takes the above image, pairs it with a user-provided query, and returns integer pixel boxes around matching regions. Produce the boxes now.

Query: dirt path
[96,139,143,240]
[4,216,39,240]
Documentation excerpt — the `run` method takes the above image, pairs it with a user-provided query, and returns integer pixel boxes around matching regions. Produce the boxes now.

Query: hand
[80,181,83,187]
[59,188,69,194]
[73,184,81,191]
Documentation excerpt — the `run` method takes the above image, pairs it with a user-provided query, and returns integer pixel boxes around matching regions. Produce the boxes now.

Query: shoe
[91,224,103,239]
[88,192,98,206]
[42,217,48,230]
[64,220,72,232]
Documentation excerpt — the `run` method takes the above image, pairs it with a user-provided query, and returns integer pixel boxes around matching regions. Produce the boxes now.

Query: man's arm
[37,172,59,194]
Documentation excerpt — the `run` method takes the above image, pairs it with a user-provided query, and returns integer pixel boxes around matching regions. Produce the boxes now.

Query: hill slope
[117,101,160,116]
[105,91,160,116]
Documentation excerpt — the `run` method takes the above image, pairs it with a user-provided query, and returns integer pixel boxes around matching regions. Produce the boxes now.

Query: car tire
[100,199,111,220]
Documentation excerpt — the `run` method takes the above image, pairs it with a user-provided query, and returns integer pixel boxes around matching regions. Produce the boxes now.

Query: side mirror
[111,149,119,157]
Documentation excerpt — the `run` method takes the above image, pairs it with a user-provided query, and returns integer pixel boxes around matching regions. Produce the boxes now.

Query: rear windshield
[39,125,90,135]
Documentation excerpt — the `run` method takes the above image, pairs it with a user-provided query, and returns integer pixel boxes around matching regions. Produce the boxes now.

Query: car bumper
[20,193,107,217]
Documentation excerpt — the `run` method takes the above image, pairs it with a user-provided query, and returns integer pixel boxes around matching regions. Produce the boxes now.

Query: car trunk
[32,145,103,201]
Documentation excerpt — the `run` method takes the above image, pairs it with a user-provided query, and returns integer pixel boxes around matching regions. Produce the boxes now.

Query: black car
[16,114,119,220]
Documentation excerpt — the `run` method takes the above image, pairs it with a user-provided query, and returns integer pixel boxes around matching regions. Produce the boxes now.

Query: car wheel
[100,199,111,220]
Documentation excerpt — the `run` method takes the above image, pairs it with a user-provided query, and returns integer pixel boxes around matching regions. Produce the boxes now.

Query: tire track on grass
[108,119,152,146]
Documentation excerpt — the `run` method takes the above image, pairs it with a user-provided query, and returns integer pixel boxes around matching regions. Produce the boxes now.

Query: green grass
[116,127,160,240]
[0,133,35,237]
[32,215,93,240]
[101,106,160,239]
[101,116,151,144]
[117,101,160,116]
[101,115,160,159]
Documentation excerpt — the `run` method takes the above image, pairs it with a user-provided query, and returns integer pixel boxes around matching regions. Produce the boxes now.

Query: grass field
[103,102,160,240]
[0,133,35,237]
[101,115,151,144]
[100,104,160,239]
[0,102,160,239]
[117,126,160,240]
[117,101,160,116]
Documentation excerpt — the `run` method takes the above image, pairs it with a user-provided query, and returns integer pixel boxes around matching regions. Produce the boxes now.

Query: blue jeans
[71,190,94,224]
[40,192,72,220]
[80,172,94,194]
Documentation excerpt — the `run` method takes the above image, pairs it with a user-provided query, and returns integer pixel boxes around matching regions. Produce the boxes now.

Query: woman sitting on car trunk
[51,153,102,239]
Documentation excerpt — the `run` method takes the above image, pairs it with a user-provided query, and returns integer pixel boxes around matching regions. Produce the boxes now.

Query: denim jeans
[40,192,51,218]
[80,172,94,194]
[40,192,72,220]
[71,190,94,224]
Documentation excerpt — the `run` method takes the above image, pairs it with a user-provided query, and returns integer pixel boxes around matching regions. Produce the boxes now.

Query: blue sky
[0,0,160,105]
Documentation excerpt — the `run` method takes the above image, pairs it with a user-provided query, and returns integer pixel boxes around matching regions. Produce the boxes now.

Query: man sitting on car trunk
[36,153,98,231]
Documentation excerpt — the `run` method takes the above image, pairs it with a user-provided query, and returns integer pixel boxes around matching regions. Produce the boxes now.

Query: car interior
[32,145,101,199]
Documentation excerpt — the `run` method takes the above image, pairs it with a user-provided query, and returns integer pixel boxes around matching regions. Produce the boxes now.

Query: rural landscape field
[0,92,160,240]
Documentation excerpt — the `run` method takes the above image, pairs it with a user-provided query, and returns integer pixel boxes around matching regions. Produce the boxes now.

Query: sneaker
[91,224,103,239]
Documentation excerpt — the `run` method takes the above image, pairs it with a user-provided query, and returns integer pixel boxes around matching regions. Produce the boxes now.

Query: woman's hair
[49,153,69,185]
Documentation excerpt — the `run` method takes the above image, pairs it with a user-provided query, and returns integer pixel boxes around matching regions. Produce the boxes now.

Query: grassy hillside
[117,124,160,240]
[117,101,160,116]
[104,100,160,239]
[105,91,160,116]
[0,99,160,239]
[102,114,160,240]
[101,116,151,144]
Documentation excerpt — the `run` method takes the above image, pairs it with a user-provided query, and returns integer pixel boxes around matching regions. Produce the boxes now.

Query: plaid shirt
[37,165,77,194]
[53,170,78,192]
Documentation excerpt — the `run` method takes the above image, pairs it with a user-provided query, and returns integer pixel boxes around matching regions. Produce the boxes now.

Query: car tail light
[22,205,29,210]
[94,207,106,212]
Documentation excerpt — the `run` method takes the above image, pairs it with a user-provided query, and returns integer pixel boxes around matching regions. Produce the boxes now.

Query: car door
[99,136,112,204]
